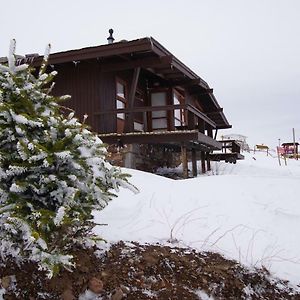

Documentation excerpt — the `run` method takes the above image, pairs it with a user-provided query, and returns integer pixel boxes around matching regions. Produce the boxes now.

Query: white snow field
[93,151,300,286]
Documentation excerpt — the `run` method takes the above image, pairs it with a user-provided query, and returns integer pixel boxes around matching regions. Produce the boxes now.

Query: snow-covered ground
[93,151,300,286]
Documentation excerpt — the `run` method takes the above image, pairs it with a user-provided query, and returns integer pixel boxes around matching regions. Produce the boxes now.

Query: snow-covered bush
[0,40,137,277]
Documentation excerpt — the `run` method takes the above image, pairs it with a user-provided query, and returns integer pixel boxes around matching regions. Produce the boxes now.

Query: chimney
[107,29,115,44]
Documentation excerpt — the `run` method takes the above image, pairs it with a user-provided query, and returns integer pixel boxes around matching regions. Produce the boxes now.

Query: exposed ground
[1,241,300,299]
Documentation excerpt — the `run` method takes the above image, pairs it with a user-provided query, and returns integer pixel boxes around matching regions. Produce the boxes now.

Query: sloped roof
[19,37,232,129]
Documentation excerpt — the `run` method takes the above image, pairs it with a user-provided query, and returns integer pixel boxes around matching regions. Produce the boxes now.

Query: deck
[209,152,244,163]
[209,140,245,163]
[98,130,222,151]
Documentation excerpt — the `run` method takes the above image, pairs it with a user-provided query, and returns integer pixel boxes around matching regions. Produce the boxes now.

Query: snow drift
[94,151,300,286]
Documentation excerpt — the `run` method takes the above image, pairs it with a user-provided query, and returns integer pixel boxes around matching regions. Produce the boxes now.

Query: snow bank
[93,151,300,286]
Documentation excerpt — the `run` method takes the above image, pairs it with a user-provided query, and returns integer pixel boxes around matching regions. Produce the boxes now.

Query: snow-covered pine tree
[0,40,137,277]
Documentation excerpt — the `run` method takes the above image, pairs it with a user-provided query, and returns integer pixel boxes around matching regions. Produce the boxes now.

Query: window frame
[150,89,169,131]
[133,88,145,132]
[173,89,186,127]
[115,77,127,120]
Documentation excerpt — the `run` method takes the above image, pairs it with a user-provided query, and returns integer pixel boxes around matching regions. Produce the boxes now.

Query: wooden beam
[98,131,222,150]
[207,125,213,138]
[206,108,223,116]
[101,55,172,72]
[196,132,221,149]
[95,104,217,128]
[187,104,216,128]
[172,78,200,87]
[155,67,176,74]
[209,153,245,162]
[94,104,216,128]
[164,72,185,79]
[189,88,213,96]
[214,128,218,140]
[126,67,141,132]
[32,39,154,66]
[216,124,232,129]
[187,111,195,130]
[95,104,184,115]
[197,118,205,133]
[129,67,141,107]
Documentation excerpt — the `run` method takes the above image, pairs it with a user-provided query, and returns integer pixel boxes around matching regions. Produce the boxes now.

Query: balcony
[95,104,222,151]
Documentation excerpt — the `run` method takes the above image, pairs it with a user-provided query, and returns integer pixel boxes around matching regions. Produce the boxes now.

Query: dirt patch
[1,241,300,299]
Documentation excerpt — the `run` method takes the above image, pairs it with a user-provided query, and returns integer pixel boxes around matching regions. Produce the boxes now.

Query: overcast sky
[1,0,299,148]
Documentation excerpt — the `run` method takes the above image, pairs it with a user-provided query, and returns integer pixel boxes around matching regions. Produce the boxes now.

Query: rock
[142,252,159,266]
[1,276,11,289]
[120,284,130,294]
[61,288,75,300]
[157,279,166,289]
[101,271,109,278]
[111,287,124,300]
[88,277,103,294]
[77,264,89,273]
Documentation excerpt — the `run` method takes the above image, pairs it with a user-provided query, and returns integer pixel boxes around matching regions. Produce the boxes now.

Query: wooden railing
[94,104,216,132]
[220,140,242,154]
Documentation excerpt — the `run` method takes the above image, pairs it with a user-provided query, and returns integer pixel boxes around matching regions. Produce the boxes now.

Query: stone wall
[106,144,181,172]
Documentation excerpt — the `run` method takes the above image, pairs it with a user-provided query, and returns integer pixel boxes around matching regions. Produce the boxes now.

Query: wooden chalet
[18,31,233,177]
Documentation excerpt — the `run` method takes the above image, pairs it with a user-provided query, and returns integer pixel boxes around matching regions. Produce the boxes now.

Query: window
[133,89,144,132]
[173,90,185,127]
[116,99,125,119]
[134,122,144,131]
[116,79,127,120]
[150,91,168,131]
[116,81,125,98]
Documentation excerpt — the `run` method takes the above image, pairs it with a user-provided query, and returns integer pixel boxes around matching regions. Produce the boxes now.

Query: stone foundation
[107,144,181,172]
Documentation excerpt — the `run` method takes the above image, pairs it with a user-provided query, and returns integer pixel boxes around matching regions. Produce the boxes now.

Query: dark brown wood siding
[52,60,116,133]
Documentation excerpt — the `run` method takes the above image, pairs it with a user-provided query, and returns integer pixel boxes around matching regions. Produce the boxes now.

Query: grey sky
[1,0,299,148]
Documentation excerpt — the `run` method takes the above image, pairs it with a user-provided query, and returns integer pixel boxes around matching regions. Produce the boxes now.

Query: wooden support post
[198,118,205,133]
[192,148,197,177]
[206,152,211,171]
[214,128,218,140]
[188,111,195,130]
[206,126,213,171]
[207,125,213,138]
[126,67,141,132]
[181,144,188,179]
[143,111,148,131]
[201,151,206,174]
